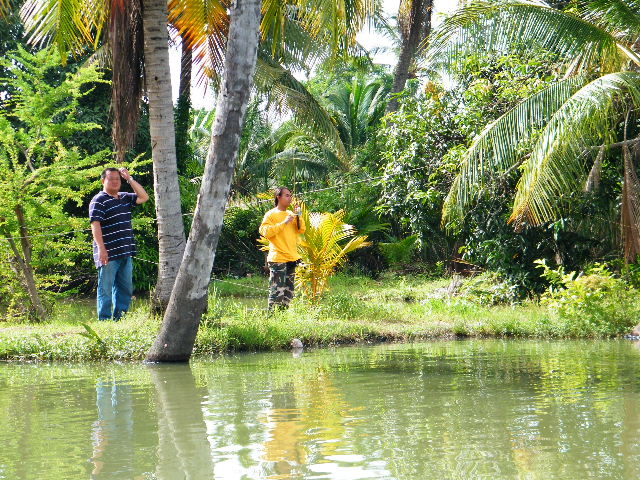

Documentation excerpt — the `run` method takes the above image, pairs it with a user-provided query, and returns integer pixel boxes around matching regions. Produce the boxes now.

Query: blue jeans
[97,256,133,321]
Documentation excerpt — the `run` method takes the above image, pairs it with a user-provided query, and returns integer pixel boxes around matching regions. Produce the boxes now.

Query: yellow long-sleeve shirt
[259,208,306,263]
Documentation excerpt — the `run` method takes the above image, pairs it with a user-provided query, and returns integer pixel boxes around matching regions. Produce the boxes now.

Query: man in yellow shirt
[259,187,306,310]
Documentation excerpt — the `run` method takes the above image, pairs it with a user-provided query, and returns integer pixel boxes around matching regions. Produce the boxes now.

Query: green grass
[0,273,633,361]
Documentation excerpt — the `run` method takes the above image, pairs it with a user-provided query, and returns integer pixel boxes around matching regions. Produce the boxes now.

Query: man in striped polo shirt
[89,167,149,321]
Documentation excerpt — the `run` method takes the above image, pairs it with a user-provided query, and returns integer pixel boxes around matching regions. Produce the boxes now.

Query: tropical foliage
[296,206,370,302]
[0,47,110,320]
[537,259,640,336]
[426,0,640,262]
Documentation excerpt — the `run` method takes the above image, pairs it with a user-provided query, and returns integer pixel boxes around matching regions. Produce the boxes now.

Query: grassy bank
[0,274,635,361]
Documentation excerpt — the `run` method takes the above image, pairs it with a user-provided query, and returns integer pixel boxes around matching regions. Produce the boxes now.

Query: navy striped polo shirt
[89,191,138,268]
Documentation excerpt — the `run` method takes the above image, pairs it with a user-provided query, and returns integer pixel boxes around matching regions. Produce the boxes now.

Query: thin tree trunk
[142,0,187,314]
[179,38,192,102]
[387,0,433,113]
[622,143,640,262]
[146,0,261,362]
[2,206,47,321]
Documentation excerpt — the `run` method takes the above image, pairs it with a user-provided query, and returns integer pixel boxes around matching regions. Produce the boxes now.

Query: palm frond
[443,76,585,224]
[423,0,639,76]
[297,0,378,56]
[260,10,328,71]
[255,51,347,158]
[168,0,229,84]
[21,0,104,60]
[0,0,14,18]
[511,71,640,225]
[296,205,370,301]
[582,0,640,45]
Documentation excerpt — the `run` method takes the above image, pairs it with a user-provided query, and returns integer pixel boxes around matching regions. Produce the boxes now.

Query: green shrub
[459,272,520,306]
[379,235,418,268]
[537,261,640,336]
[215,205,267,276]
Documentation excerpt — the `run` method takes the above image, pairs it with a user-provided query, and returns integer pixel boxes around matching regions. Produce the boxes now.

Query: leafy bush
[215,205,268,276]
[459,272,521,306]
[379,235,418,269]
[537,260,640,336]
[0,46,111,321]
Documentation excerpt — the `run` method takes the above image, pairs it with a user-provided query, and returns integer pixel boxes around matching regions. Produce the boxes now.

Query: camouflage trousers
[268,261,298,310]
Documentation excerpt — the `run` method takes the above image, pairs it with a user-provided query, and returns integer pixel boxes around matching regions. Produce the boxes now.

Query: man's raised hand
[118,167,131,182]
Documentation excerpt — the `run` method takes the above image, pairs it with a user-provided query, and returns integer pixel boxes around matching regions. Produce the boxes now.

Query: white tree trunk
[142,0,187,313]
[146,0,261,362]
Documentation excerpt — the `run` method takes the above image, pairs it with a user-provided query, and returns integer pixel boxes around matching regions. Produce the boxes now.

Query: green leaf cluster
[0,46,111,319]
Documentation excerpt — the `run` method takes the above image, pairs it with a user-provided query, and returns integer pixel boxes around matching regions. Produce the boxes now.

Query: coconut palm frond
[442,76,585,224]
[582,0,640,44]
[20,0,105,59]
[323,75,389,154]
[297,0,377,56]
[265,13,329,71]
[168,0,229,84]
[511,71,640,225]
[268,149,332,182]
[260,0,288,60]
[255,52,347,158]
[423,0,638,76]
[0,0,13,17]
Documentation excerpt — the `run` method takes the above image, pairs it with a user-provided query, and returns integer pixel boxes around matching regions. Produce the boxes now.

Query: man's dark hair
[274,186,290,207]
[101,167,120,180]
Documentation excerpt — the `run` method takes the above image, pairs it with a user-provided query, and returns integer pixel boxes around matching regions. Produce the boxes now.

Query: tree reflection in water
[149,364,215,480]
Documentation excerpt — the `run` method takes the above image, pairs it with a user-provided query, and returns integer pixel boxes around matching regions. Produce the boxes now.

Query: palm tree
[20,0,379,313]
[324,74,390,157]
[388,0,434,113]
[426,0,640,262]
[147,1,380,362]
[146,0,261,362]
[257,74,390,188]
[295,207,370,302]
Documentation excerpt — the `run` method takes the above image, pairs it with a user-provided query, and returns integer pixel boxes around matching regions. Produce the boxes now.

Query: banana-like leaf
[511,71,640,225]
[423,0,640,76]
[442,76,585,224]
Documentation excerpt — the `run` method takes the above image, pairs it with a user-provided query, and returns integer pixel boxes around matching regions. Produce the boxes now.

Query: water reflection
[1,341,640,479]
[149,364,215,480]
[91,378,134,478]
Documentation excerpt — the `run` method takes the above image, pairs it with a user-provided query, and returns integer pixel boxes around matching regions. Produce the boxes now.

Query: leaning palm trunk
[146,0,261,362]
[142,0,187,314]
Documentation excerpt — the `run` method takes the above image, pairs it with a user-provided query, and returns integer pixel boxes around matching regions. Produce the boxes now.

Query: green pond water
[1,340,640,479]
